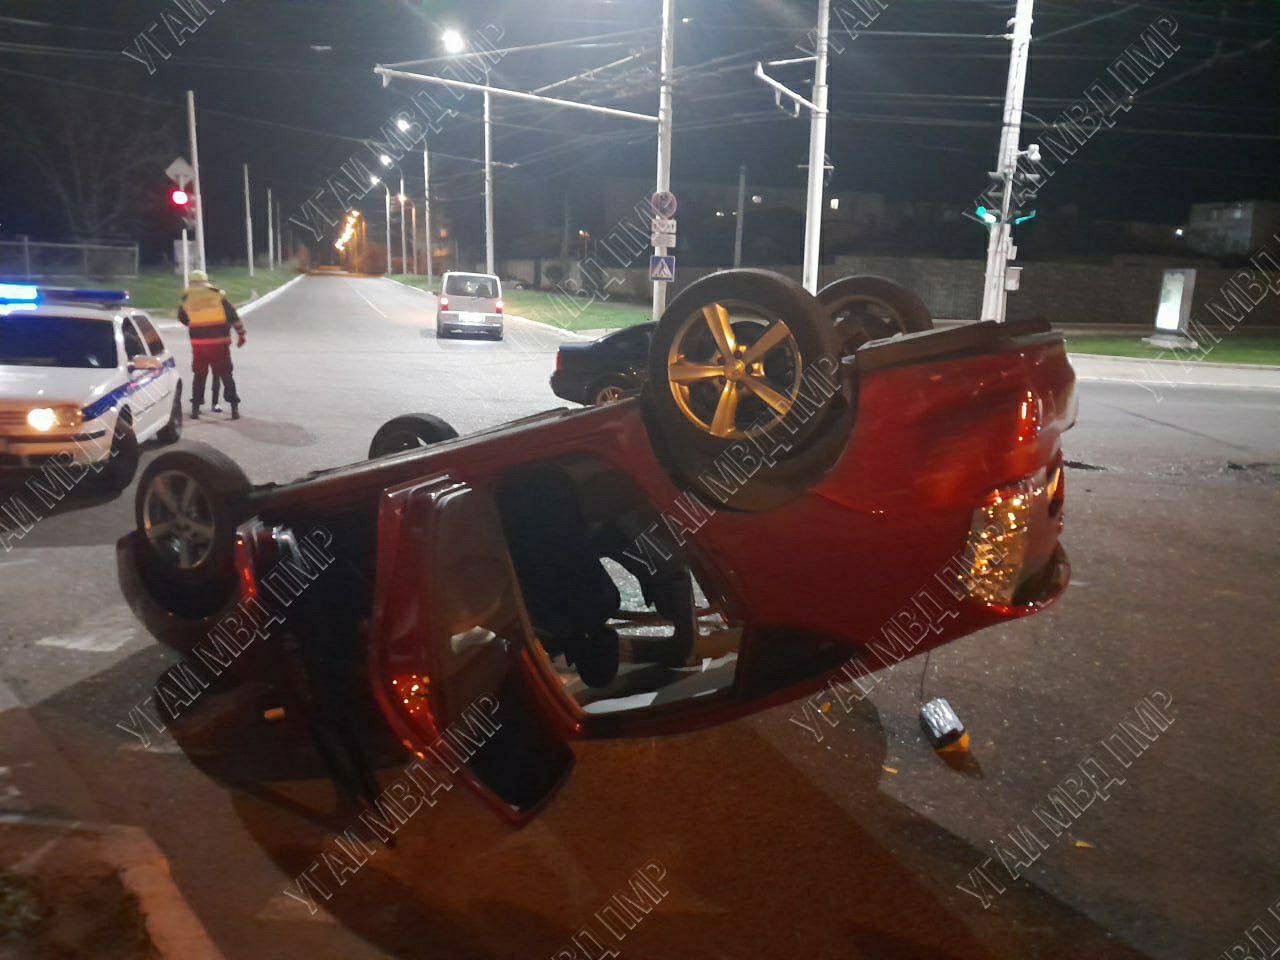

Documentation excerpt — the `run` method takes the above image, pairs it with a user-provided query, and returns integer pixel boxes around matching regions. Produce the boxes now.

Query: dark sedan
[550,322,655,406]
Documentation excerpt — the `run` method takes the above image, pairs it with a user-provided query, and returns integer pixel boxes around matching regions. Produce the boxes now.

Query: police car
[0,284,183,492]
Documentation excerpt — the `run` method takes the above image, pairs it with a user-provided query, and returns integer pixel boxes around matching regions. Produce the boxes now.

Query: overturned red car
[118,270,1076,823]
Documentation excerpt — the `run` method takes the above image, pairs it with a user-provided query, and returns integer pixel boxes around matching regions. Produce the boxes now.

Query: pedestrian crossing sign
[649,256,676,283]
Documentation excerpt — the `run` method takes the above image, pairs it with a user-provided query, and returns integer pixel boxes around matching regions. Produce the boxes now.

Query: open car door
[368,476,575,825]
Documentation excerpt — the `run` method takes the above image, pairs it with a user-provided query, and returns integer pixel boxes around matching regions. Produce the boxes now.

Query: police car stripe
[80,357,177,422]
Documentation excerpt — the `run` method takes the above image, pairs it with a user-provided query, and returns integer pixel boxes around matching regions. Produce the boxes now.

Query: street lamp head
[441,29,466,54]
[370,175,381,186]
[379,155,393,168]
[397,118,411,133]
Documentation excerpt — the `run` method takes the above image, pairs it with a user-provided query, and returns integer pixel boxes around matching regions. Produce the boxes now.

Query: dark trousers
[191,343,239,407]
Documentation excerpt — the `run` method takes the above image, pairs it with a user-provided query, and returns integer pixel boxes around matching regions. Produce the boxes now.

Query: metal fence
[0,239,140,281]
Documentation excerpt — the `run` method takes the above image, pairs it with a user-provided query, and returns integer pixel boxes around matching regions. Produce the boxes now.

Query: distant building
[1185,200,1280,257]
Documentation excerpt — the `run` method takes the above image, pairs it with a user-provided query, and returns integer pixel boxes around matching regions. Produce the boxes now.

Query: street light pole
[399,175,408,275]
[733,163,747,269]
[980,0,1035,323]
[423,147,434,289]
[266,187,275,272]
[411,202,419,275]
[483,83,495,275]
[186,91,207,273]
[243,164,255,278]
[801,0,832,294]
[651,0,675,323]
[382,183,392,275]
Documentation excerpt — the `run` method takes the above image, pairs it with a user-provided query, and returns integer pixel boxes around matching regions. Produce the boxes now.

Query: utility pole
[801,0,832,294]
[651,0,676,322]
[980,0,1035,322]
[483,85,495,274]
[411,202,419,275]
[399,175,408,275]
[186,91,207,273]
[733,164,747,268]
[561,191,571,262]
[276,197,284,264]
[423,147,434,289]
[383,185,392,275]
[243,164,255,278]
[374,9,672,303]
[266,187,275,272]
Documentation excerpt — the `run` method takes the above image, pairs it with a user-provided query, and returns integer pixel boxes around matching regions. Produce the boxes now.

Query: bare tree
[4,81,177,240]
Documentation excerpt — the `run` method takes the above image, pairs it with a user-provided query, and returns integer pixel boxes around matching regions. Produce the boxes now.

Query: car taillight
[495,299,504,314]
[555,350,563,373]
[963,477,1039,606]
[439,296,449,311]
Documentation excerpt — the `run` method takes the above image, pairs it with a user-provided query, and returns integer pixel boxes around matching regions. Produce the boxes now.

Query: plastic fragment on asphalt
[1074,840,1094,849]
[263,707,286,722]
[882,765,898,775]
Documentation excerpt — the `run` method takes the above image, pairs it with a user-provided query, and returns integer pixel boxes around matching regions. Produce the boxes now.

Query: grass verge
[1066,334,1280,366]
[120,266,299,312]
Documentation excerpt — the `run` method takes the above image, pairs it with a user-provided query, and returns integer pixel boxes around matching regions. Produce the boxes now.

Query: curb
[1067,351,1280,373]
[238,273,306,317]
[0,816,227,960]
[1069,354,1280,392]
[148,273,306,327]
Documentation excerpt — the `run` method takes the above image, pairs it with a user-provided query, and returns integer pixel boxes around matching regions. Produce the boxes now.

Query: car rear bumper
[437,312,503,335]
[549,372,587,404]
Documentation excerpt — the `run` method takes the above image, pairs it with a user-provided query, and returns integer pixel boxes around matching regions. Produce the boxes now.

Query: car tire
[134,442,252,619]
[588,376,632,406]
[157,386,183,444]
[644,269,846,511]
[100,415,141,494]
[817,275,934,354]
[368,413,459,459]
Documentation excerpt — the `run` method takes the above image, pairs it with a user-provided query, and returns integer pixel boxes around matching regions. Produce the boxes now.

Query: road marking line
[38,634,133,653]
[37,606,140,653]
[356,289,389,319]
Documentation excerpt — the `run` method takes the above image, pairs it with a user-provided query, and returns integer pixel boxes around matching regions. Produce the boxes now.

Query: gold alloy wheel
[666,301,803,440]
[143,470,217,571]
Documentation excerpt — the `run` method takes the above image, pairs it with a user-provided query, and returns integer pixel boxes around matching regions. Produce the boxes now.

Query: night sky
[0,0,1275,261]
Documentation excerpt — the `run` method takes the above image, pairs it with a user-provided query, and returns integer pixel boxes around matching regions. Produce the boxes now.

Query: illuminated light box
[1144,268,1199,350]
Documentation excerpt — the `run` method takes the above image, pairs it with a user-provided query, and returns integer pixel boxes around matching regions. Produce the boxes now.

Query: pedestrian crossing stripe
[650,256,676,282]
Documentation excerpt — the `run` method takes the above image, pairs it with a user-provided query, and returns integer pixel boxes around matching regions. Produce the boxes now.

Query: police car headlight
[26,406,81,432]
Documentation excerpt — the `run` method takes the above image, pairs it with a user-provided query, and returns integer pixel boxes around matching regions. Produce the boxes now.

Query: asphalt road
[1,274,1277,960]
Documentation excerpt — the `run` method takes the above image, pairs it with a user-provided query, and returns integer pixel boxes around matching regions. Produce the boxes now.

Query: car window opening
[495,459,739,714]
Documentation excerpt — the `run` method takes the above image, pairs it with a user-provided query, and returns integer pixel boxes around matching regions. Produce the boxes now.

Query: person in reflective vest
[178,270,246,420]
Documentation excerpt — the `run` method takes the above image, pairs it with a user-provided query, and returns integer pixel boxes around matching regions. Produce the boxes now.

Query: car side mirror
[130,356,162,372]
